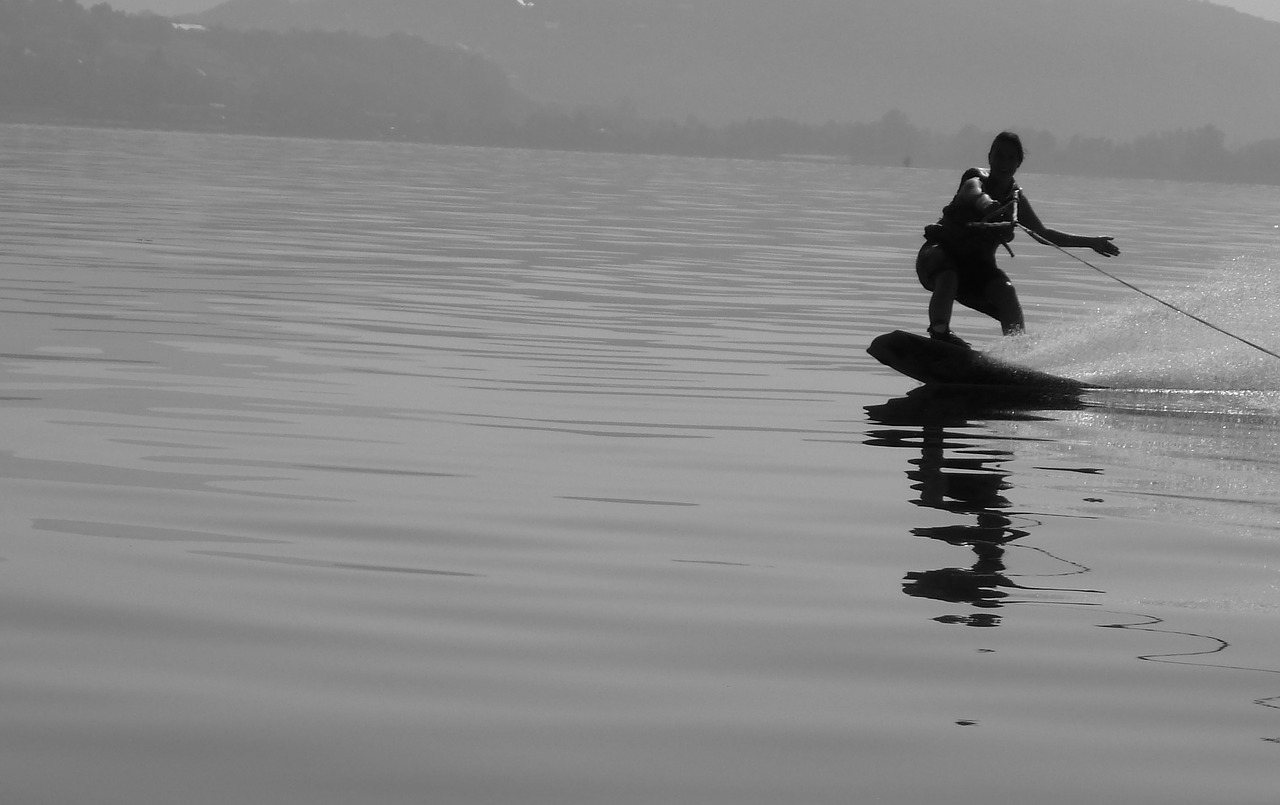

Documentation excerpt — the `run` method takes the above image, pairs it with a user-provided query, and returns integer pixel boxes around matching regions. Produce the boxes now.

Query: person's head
[988,131,1025,177]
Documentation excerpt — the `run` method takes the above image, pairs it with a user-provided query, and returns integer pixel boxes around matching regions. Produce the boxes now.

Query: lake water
[2,124,1279,804]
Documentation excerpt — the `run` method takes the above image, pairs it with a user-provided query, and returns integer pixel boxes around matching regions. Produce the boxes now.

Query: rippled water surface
[3,125,1280,804]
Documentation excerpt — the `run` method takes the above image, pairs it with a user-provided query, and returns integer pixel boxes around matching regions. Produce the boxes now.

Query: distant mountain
[193,0,1280,142]
[1,0,526,141]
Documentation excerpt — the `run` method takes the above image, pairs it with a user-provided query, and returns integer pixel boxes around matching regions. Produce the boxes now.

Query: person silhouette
[916,131,1120,347]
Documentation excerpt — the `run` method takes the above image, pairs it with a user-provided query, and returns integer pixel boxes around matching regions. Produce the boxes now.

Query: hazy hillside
[0,0,527,140]
[194,0,1280,142]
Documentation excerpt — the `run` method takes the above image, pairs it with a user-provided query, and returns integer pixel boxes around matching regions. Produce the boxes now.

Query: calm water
[2,125,1279,804]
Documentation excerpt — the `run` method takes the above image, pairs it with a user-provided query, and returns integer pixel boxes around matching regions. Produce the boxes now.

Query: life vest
[924,168,1019,259]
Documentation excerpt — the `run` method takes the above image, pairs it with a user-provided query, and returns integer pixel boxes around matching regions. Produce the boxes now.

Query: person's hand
[1091,236,1120,257]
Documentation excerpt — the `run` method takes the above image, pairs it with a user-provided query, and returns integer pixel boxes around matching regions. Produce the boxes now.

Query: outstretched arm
[1018,196,1120,256]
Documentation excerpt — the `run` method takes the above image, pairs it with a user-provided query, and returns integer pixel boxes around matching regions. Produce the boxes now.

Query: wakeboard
[867,330,1097,393]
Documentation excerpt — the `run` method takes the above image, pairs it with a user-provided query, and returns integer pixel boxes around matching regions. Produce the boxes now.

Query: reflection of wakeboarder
[865,392,1100,624]
[900,415,1025,612]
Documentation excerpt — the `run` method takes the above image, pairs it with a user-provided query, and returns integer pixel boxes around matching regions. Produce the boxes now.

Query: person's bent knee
[916,244,954,291]
[933,269,959,295]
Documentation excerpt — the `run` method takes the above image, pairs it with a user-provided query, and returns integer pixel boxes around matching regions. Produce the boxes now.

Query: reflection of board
[868,330,1098,392]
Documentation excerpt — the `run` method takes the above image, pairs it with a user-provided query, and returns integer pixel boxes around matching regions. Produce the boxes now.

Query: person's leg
[929,269,960,334]
[955,267,1025,335]
[916,244,960,334]
[982,274,1024,335]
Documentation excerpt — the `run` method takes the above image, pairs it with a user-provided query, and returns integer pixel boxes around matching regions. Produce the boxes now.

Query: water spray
[1016,222,1280,363]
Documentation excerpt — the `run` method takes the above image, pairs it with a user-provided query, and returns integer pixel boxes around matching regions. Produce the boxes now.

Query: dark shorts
[916,242,1010,298]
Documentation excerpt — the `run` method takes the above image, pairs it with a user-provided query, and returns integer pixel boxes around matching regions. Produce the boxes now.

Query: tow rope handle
[968,189,1020,257]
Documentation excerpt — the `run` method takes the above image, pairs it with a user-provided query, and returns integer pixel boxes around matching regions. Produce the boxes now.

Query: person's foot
[928,326,971,349]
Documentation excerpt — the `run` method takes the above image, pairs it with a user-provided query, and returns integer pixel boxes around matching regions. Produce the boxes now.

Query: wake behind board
[868,330,1097,392]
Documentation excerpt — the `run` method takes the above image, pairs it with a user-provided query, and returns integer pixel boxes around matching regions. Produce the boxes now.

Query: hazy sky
[1210,0,1280,20]
[92,0,215,14]
[95,0,1280,24]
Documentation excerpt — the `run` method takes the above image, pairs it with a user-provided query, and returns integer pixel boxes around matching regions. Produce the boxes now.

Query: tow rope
[1016,222,1280,362]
